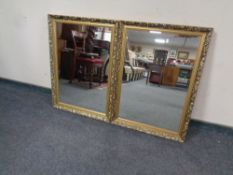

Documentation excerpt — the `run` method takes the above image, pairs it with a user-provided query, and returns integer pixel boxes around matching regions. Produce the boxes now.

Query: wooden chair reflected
[146,64,164,85]
[70,30,104,88]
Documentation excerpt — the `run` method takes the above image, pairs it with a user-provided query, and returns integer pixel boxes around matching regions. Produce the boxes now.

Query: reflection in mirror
[56,22,112,113]
[120,29,200,131]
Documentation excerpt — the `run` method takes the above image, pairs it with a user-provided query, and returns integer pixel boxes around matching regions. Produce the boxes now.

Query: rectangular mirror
[120,29,200,131]
[113,24,212,141]
[49,15,213,141]
[49,15,117,121]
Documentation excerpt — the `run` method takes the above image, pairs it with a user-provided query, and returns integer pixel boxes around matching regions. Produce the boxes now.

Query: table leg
[69,55,76,84]
[146,70,150,84]
[99,67,102,85]
[89,64,93,88]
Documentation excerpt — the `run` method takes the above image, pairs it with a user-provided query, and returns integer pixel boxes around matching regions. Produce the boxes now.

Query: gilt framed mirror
[48,15,120,121]
[112,22,213,142]
[49,15,212,142]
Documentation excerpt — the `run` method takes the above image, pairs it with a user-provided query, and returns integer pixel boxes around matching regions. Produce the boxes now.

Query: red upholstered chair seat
[78,57,103,64]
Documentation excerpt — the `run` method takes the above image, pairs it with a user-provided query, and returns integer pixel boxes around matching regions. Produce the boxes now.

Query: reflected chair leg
[99,66,102,85]
[77,63,81,82]
[89,64,93,88]
[146,71,150,84]
[69,56,76,84]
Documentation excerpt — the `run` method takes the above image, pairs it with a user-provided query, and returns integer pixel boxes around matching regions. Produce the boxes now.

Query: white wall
[0,0,233,127]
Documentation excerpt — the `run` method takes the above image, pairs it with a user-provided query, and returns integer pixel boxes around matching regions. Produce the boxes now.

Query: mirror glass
[56,22,112,113]
[119,29,201,131]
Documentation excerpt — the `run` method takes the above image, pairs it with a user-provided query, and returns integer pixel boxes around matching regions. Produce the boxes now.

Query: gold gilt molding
[179,31,213,140]
[48,14,119,122]
[48,14,213,142]
[106,22,122,121]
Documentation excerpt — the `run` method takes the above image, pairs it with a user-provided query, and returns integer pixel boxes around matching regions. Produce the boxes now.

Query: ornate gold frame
[48,14,213,142]
[48,14,120,122]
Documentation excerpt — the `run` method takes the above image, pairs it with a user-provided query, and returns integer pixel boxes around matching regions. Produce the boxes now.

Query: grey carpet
[0,80,233,175]
[120,79,186,131]
[60,79,107,113]
[60,78,186,131]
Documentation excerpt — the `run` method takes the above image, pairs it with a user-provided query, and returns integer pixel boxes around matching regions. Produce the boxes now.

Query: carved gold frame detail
[48,14,213,142]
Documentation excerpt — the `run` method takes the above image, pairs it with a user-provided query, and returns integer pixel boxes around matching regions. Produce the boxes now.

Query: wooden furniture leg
[89,64,93,88]
[146,70,150,84]
[69,54,76,84]
[98,67,103,85]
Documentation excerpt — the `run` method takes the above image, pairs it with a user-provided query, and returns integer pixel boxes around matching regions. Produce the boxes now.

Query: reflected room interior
[120,29,200,131]
[56,23,112,113]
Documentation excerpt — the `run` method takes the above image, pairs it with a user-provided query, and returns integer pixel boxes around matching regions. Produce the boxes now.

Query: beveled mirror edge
[116,23,213,142]
[48,14,213,142]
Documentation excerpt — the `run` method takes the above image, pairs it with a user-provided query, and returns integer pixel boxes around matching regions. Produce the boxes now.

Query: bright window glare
[104,32,111,42]
[154,38,169,44]
[95,32,111,42]
[150,31,162,34]
[154,39,166,43]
